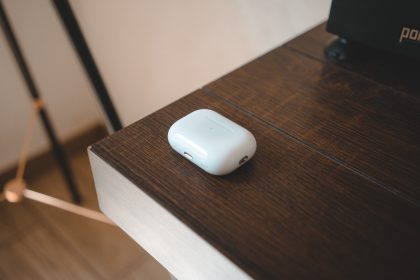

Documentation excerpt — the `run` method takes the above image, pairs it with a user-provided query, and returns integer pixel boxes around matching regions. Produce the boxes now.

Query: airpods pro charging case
[168,109,257,175]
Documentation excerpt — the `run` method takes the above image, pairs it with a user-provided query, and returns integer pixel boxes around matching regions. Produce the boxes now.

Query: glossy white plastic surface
[168,109,257,175]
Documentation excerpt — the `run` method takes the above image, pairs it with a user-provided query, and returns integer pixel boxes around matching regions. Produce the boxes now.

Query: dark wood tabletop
[91,23,420,279]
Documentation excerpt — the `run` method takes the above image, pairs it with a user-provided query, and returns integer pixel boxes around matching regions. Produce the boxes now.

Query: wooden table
[88,23,420,280]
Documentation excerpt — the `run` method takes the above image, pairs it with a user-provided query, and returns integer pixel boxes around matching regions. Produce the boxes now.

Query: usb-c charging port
[239,156,248,165]
[184,152,193,160]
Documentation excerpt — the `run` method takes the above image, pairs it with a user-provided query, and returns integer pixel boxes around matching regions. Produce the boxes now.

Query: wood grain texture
[0,201,38,246]
[0,225,99,279]
[205,34,420,205]
[284,23,420,100]
[91,91,420,280]
[121,257,169,280]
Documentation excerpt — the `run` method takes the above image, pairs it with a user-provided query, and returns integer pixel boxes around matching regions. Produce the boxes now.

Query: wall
[70,0,331,125]
[1,0,331,172]
[0,0,103,172]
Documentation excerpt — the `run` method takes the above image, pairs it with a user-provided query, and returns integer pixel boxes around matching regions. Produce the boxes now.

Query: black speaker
[326,0,420,60]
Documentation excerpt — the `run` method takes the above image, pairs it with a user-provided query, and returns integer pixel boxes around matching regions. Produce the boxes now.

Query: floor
[0,148,169,279]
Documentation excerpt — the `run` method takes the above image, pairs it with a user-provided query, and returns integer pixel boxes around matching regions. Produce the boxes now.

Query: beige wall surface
[70,0,331,125]
[0,0,103,172]
[1,0,331,172]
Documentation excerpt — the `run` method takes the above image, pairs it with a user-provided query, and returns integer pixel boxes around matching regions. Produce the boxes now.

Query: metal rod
[24,189,114,225]
[16,105,39,181]
[51,0,123,131]
[0,0,81,203]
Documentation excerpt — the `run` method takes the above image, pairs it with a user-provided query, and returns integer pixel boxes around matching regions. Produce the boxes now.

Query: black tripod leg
[52,0,123,132]
[0,0,81,203]
[39,109,82,203]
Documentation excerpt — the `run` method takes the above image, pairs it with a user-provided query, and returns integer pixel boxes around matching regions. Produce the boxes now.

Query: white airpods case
[168,109,257,175]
